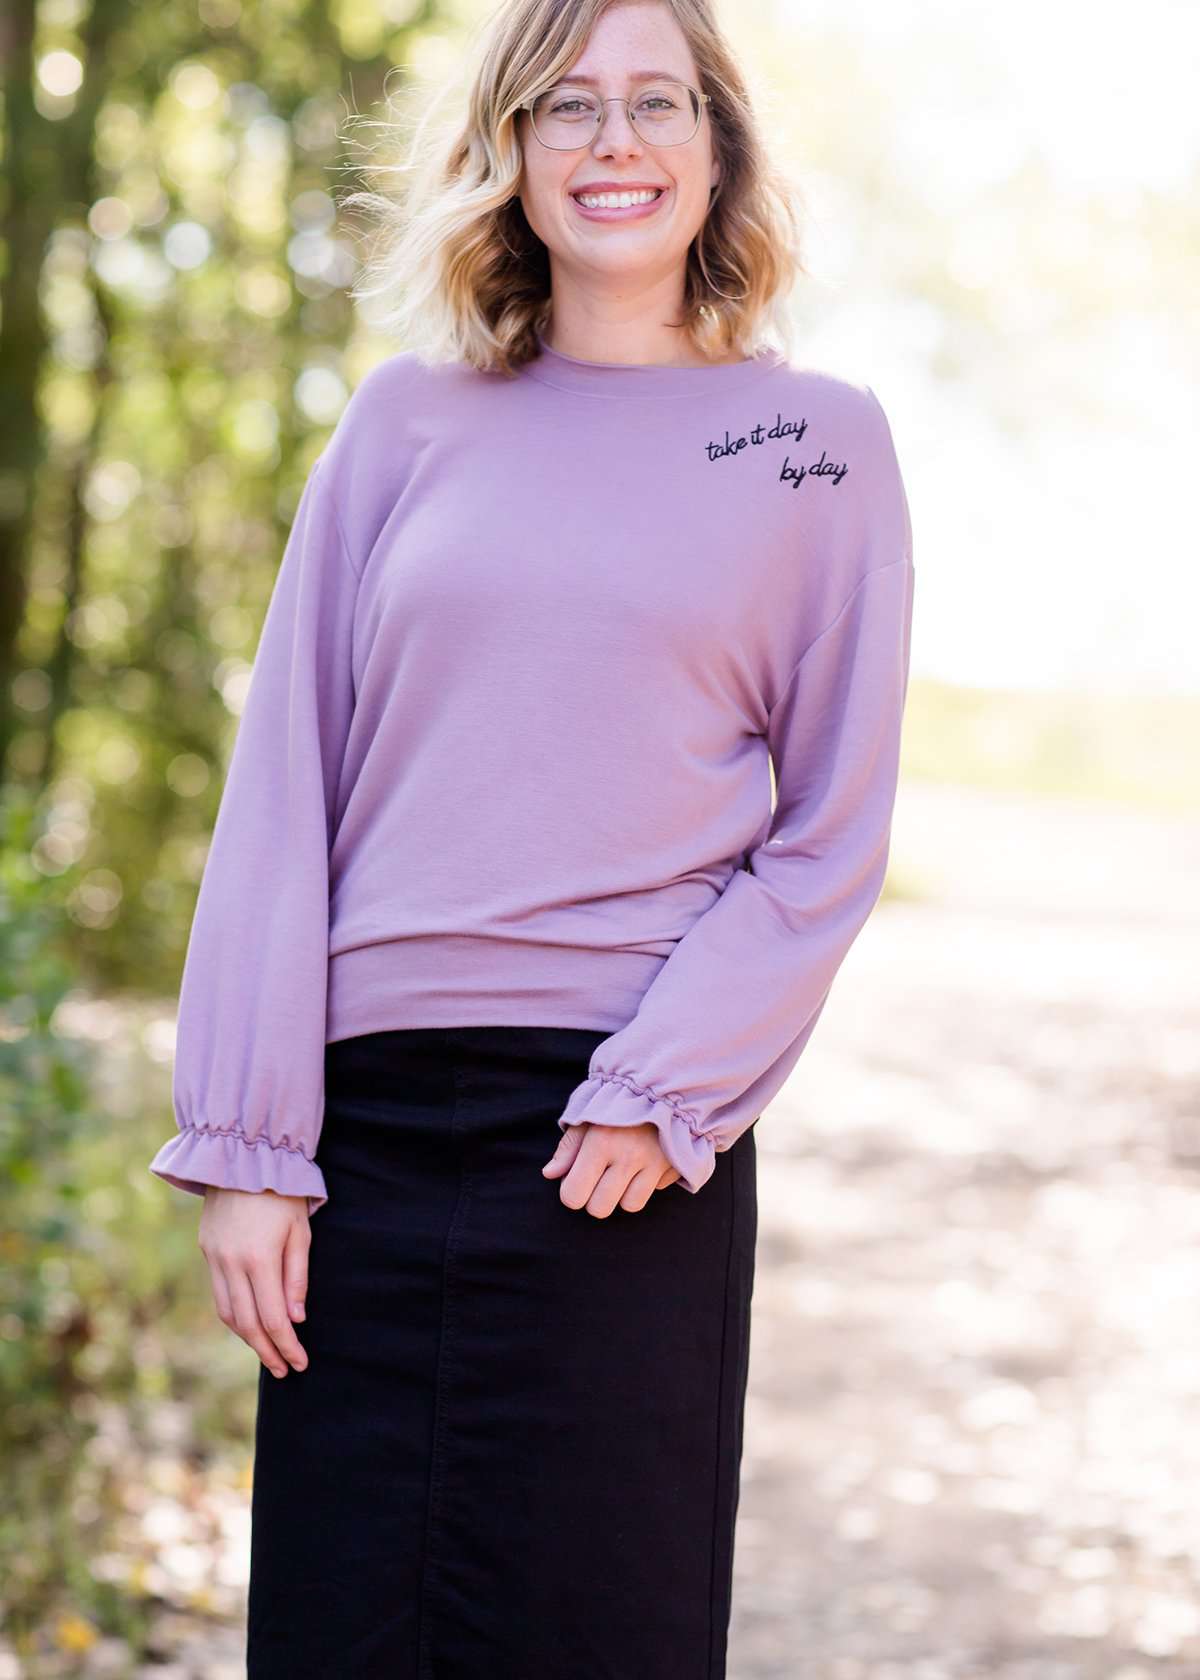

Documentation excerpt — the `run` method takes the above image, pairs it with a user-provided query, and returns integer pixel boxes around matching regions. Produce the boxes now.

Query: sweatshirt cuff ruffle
[556,1072,717,1194]
[149,1126,329,1217]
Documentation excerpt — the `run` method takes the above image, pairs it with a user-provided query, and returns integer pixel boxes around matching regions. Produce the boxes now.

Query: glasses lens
[531,86,600,148]
[531,82,699,148]
[629,83,698,145]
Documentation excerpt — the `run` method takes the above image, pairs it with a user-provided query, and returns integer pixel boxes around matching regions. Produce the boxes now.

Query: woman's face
[518,2,720,296]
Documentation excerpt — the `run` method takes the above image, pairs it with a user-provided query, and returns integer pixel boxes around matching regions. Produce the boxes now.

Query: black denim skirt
[246,1025,758,1680]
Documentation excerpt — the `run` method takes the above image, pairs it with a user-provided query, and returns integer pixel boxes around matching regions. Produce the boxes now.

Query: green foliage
[0,1,433,1657]
[0,784,265,1663]
[0,786,94,1314]
[0,785,110,1652]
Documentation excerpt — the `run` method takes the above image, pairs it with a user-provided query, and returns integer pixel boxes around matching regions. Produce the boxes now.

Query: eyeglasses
[521,80,711,151]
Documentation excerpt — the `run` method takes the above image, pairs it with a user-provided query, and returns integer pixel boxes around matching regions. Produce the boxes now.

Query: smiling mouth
[570,187,667,207]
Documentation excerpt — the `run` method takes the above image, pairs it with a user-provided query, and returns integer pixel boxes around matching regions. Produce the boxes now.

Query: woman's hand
[542,1122,681,1217]
[198,1187,312,1379]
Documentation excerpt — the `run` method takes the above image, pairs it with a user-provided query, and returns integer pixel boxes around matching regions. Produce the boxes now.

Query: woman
[149,0,916,1674]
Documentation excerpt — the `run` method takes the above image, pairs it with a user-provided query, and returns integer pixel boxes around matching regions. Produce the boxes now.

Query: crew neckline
[521,329,784,399]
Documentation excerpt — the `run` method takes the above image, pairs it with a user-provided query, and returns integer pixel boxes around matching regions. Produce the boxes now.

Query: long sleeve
[149,457,359,1217]
[554,398,915,1193]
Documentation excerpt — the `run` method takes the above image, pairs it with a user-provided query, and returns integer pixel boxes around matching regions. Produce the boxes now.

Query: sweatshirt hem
[325,936,668,1042]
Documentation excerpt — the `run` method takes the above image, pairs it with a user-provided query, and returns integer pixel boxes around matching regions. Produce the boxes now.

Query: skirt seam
[707,1135,739,1680]
[415,1061,473,1679]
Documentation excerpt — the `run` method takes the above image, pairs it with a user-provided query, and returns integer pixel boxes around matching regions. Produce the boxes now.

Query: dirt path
[731,781,1200,1678]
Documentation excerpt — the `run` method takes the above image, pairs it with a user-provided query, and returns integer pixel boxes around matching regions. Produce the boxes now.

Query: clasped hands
[542,1119,682,1218]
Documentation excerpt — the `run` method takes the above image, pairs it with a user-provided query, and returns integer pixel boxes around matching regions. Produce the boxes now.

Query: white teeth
[573,188,663,209]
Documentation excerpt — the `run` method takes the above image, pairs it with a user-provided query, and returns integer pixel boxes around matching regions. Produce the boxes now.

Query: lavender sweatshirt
[149,332,915,1216]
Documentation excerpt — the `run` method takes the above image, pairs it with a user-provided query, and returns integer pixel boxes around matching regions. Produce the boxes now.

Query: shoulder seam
[769,556,912,718]
[312,457,364,584]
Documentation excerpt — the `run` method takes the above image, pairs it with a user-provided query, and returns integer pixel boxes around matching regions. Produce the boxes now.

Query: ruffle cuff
[149,1126,329,1217]
[557,1072,717,1195]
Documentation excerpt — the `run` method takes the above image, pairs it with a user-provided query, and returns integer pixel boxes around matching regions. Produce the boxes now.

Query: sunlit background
[1,0,1196,1674]
[773,0,1199,700]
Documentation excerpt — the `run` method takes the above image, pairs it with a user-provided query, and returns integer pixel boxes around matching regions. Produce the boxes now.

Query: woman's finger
[619,1165,663,1213]
[541,1122,587,1179]
[281,1216,311,1323]
[584,1160,638,1221]
[208,1255,236,1331]
[247,1253,309,1372]
[226,1262,290,1378]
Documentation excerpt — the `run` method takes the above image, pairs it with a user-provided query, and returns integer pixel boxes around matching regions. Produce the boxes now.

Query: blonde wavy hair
[336,0,807,376]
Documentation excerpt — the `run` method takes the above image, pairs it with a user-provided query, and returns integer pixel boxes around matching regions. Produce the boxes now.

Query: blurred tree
[0,4,438,1659]
[0,0,438,1004]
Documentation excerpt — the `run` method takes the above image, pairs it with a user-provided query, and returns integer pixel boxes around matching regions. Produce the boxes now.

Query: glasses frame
[520,79,712,151]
